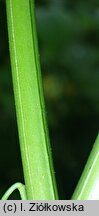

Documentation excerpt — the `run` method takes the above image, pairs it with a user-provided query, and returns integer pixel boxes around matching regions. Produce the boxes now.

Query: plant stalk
[6,0,58,200]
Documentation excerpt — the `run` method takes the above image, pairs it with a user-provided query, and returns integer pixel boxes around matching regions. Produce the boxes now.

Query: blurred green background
[0,0,99,199]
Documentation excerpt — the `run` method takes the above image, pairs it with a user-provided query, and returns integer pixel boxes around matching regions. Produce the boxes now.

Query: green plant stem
[6,0,58,200]
[1,183,27,200]
[72,133,99,200]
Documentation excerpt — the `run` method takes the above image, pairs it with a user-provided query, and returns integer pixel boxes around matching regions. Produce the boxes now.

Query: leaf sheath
[6,0,58,200]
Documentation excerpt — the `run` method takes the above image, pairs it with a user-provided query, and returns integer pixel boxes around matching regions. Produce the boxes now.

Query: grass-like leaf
[6,0,58,200]
[72,134,99,200]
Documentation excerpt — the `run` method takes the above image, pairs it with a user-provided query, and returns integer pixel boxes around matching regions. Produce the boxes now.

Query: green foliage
[72,134,99,199]
[0,0,99,199]
[5,0,58,199]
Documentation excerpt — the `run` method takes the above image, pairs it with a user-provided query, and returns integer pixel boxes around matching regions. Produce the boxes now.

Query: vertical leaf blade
[6,0,58,200]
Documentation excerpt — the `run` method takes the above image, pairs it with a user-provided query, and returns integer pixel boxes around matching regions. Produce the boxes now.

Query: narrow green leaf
[6,0,58,200]
[72,134,99,200]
